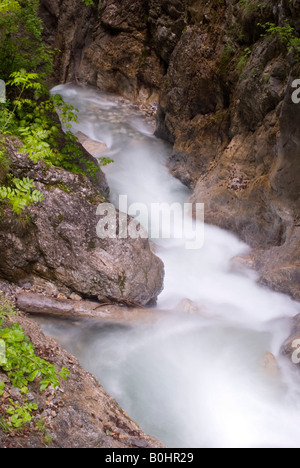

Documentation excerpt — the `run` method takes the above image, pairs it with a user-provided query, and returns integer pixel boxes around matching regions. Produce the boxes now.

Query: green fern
[0,177,44,214]
[0,71,109,178]
[0,0,20,13]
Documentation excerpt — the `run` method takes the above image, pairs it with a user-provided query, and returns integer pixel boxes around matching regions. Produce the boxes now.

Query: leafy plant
[0,312,69,432]
[6,399,38,429]
[0,415,10,432]
[0,0,20,13]
[35,418,52,444]
[0,70,110,179]
[0,70,44,135]
[0,5,111,218]
[0,293,17,320]
[237,47,252,75]
[0,0,53,81]
[0,321,69,395]
[0,340,6,366]
[0,70,110,215]
[0,144,10,182]
[0,177,44,214]
[238,0,267,13]
[258,21,300,61]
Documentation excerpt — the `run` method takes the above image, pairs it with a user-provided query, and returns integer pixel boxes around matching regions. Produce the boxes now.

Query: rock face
[0,140,164,306]
[0,312,164,448]
[39,0,300,300]
[39,0,165,102]
[154,0,300,300]
[39,0,100,87]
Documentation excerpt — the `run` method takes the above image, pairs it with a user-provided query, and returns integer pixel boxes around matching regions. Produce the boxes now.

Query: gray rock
[0,143,164,306]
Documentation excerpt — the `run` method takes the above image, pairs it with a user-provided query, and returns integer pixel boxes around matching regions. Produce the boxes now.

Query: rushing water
[43,83,300,448]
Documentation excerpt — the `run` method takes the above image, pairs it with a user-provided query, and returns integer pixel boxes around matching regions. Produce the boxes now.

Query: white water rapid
[44,83,300,448]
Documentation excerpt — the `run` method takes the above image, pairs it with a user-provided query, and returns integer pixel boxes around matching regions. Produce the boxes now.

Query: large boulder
[0,140,164,306]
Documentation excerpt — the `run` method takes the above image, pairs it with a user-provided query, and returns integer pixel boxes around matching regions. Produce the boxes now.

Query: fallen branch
[16,293,161,324]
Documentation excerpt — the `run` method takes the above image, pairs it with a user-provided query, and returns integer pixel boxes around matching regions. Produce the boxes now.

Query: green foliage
[0,4,111,218]
[258,21,300,61]
[0,293,17,320]
[220,42,236,75]
[238,0,267,12]
[0,70,44,135]
[0,0,53,82]
[0,0,93,82]
[0,0,20,13]
[35,418,52,444]
[0,176,44,214]
[0,321,69,394]
[1,71,111,174]
[237,47,252,75]
[0,71,110,215]
[6,399,38,429]
[0,312,69,431]
[0,144,10,182]
[0,415,10,432]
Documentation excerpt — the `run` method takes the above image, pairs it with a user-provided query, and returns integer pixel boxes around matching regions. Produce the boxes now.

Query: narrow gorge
[40,0,300,301]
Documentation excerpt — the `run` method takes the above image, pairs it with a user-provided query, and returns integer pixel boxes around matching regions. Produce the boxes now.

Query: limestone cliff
[40,0,300,301]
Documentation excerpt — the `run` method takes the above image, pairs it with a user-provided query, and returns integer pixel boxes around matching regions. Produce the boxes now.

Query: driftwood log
[16,293,163,324]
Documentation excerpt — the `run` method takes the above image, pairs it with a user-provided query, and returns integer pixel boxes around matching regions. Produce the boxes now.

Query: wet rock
[28,277,71,298]
[0,143,164,306]
[253,228,300,302]
[175,298,200,315]
[260,352,280,377]
[174,298,216,317]
[75,132,108,157]
[69,292,82,302]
